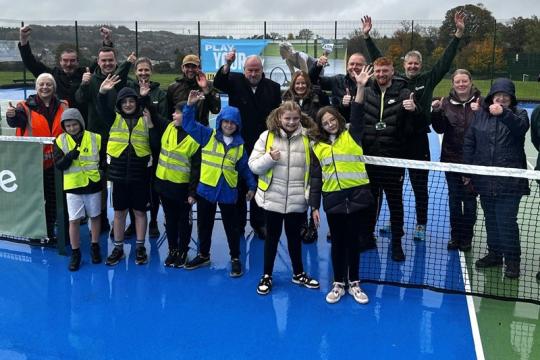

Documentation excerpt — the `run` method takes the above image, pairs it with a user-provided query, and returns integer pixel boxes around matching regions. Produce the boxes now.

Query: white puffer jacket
[249,127,310,214]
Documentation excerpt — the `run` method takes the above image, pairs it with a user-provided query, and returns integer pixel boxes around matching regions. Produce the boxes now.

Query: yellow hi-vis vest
[56,131,102,190]
[155,123,200,184]
[258,131,310,192]
[107,113,151,158]
[200,131,242,187]
[312,130,369,192]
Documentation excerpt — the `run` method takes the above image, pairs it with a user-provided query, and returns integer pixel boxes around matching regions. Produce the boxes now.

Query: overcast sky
[0,0,538,22]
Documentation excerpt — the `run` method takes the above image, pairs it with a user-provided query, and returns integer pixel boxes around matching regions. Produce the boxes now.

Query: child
[97,74,156,266]
[151,100,201,268]
[54,108,103,271]
[249,100,319,295]
[182,90,256,277]
[310,66,374,304]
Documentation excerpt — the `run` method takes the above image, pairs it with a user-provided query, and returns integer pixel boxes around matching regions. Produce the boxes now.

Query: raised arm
[18,26,51,77]
[361,16,383,61]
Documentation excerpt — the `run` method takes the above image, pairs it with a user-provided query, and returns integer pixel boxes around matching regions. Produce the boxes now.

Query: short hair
[135,57,153,71]
[451,68,472,82]
[279,42,293,52]
[244,55,263,68]
[35,73,57,91]
[373,57,393,67]
[347,52,367,64]
[59,48,78,59]
[98,46,116,58]
[404,50,422,63]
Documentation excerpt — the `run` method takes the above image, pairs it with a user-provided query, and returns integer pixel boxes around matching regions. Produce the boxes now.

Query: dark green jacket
[365,35,461,133]
[75,61,132,138]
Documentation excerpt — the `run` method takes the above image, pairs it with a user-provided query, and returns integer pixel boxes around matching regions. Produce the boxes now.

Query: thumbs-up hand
[6,101,16,118]
[342,88,352,107]
[19,25,32,45]
[127,52,136,64]
[470,97,481,111]
[82,67,92,84]
[269,146,280,161]
[403,92,416,111]
[225,49,236,65]
[489,103,504,116]
[432,97,443,110]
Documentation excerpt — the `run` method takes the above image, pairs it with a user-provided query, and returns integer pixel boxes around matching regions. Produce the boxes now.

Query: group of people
[5,11,540,304]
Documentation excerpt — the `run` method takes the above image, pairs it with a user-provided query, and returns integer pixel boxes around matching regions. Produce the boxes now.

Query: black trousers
[43,167,56,238]
[197,197,240,259]
[237,178,265,232]
[160,192,192,254]
[263,210,304,276]
[404,133,430,226]
[326,208,370,283]
[445,172,477,245]
[366,164,405,241]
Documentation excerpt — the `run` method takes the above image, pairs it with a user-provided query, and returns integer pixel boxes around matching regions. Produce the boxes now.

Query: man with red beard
[357,57,420,262]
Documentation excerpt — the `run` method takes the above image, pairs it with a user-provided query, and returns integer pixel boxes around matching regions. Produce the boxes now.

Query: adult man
[167,54,220,125]
[214,51,281,239]
[75,47,134,231]
[357,57,420,261]
[361,12,465,241]
[531,105,540,281]
[18,25,112,113]
[309,51,368,121]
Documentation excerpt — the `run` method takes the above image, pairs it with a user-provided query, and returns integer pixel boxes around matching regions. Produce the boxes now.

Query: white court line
[459,251,486,360]
[438,131,484,359]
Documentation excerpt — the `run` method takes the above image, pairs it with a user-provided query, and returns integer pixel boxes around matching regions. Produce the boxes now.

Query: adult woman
[283,70,330,243]
[6,73,67,243]
[431,69,480,252]
[463,78,529,279]
[310,66,374,304]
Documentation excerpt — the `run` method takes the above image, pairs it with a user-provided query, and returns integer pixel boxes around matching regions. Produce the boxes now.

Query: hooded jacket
[432,87,481,163]
[53,108,103,194]
[181,104,256,204]
[97,87,155,183]
[127,79,168,120]
[463,78,530,196]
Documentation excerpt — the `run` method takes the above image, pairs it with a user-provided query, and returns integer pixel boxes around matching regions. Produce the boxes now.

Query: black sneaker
[475,253,503,268]
[185,255,210,269]
[391,243,405,262]
[536,272,540,282]
[106,247,125,266]
[504,261,520,279]
[164,249,178,267]
[459,243,472,252]
[447,239,460,251]
[230,258,243,277]
[257,274,272,295]
[149,222,160,238]
[124,223,135,238]
[291,272,320,289]
[326,231,331,243]
[69,250,81,271]
[91,243,102,264]
[135,246,148,265]
[174,251,188,268]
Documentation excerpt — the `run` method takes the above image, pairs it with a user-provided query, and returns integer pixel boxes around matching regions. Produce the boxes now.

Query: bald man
[214,51,281,239]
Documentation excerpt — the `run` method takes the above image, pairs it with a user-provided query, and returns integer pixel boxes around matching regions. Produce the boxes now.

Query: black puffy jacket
[463,78,530,196]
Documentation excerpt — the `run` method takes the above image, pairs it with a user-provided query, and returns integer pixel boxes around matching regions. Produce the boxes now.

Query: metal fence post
[263,21,266,39]
[135,21,139,57]
[334,21,338,59]
[490,19,497,86]
[197,21,201,58]
[410,20,414,51]
[75,21,79,55]
[21,21,27,99]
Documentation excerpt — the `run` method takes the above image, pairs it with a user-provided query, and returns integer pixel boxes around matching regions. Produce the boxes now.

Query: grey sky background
[0,1,538,22]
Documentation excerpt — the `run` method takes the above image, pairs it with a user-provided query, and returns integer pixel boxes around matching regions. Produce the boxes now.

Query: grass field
[2,71,539,101]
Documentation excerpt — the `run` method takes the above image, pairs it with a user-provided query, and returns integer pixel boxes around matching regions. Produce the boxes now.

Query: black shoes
[185,255,210,270]
[174,252,187,268]
[536,272,540,282]
[106,247,125,266]
[475,253,503,268]
[135,246,148,265]
[149,221,160,238]
[69,250,81,271]
[230,258,243,277]
[291,272,320,289]
[447,239,460,250]
[91,243,102,264]
[504,261,520,279]
[164,249,178,267]
[448,239,472,252]
[257,274,272,295]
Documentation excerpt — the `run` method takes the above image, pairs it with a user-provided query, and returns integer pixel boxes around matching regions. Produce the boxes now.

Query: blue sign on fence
[200,39,269,73]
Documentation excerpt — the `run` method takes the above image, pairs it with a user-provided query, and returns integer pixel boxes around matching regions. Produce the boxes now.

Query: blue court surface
[0,128,481,360]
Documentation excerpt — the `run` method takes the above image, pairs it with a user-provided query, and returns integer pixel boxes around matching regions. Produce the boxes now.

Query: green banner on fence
[0,139,47,239]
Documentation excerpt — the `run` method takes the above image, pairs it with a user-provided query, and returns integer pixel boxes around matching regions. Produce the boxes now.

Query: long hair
[283,71,312,100]
[312,106,347,144]
[265,100,316,136]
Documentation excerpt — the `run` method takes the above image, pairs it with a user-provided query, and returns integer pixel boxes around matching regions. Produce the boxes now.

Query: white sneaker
[325,282,346,304]
[348,281,369,304]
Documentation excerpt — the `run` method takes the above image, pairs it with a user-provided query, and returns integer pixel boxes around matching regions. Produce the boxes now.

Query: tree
[297,29,314,40]
[438,4,496,47]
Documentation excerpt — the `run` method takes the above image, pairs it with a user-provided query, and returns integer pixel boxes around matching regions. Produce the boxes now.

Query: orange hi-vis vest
[16,100,67,169]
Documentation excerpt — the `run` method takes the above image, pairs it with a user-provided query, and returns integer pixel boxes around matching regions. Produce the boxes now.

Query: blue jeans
[479,194,522,263]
